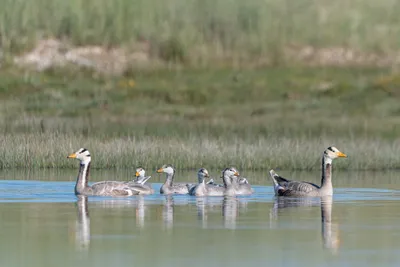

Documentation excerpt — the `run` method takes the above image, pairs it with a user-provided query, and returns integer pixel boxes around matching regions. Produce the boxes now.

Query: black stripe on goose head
[163,164,175,170]
[79,148,88,154]
[159,164,175,174]
[324,147,334,156]
[221,167,230,178]
[161,164,173,168]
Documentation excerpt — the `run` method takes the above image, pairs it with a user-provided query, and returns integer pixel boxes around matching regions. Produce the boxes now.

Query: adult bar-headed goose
[157,164,191,195]
[67,148,139,196]
[269,146,347,197]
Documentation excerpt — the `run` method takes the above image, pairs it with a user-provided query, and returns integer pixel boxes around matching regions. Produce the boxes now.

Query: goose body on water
[126,167,154,195]
[206,169,253,194]
[269,146,347,197]
[67,148,141,196]
[221,167,239,196]
[133,167,152,185]
[188,168,210,196]
[188,168,227,196]
[157,164,192,195]
[230,167,254,195]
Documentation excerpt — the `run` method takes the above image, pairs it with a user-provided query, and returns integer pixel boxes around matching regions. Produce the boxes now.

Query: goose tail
[269,169,284,195]
[136,176,151,185]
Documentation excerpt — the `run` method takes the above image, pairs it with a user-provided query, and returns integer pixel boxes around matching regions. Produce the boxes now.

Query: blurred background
[0,0,399,170]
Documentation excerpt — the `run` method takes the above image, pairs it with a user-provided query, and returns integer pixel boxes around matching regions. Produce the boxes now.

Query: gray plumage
[188,168,227,196]
[157,164,190,195]
[68,148,140,196]
[126,167,154,195]
[206,169,254,195]
[231,174,254,195]
[269,146,347,197]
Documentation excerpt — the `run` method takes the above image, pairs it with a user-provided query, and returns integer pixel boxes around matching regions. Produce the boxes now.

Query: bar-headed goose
[188,168,210,196]
[269,146,347,197]
[221,167,239,196]
[67,148,139,196]
[157,164,190,194]
[188,168,227,196]
[133,167,152,185]
[229,167,254,195]
[126,167,154,195]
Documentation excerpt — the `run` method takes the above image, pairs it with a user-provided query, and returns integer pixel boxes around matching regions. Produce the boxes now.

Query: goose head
[221,167,239,184]
[197,168,210,183]
[67,148,91,164]
[221,167,240,177]
[323,146,347,164]
[157,164,175,175]
[136,167,146,178]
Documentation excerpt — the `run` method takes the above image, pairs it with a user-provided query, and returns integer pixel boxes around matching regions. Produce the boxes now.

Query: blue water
[1,171,400,267]
[0,180,399,203]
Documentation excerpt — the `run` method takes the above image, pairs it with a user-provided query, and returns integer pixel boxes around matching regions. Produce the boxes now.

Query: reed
[0,133,399,171]
[0,66,399,171]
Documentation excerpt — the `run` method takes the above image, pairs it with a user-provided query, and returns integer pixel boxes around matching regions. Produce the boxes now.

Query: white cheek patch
[165,167,174,175]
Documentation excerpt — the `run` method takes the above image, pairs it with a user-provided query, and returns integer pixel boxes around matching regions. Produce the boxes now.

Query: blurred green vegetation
[0,67,399,170]
[1,0,399,170]
[1,0,400,66]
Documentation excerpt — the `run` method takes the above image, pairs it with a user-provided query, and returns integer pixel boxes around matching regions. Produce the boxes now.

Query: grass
[1,0,400,66]
[0,66,399,170]
[0,133,399,171]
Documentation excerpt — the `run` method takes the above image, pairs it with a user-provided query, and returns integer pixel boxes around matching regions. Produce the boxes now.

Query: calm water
[0,169,400,267]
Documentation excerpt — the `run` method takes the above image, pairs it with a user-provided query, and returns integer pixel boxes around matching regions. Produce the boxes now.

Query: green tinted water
[0,169,399,267]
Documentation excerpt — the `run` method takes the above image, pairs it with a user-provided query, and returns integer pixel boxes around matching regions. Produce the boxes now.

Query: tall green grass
[0,133,399,170]
[2,0,400,65]
[0,67,399,170]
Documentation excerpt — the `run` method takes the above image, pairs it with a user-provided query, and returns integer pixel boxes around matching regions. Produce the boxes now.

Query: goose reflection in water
[222,196,239,229]
[135,196,146,228]
[270,196,340,254]
[75,195,90,251]
[320,196,340,253]
[195,197,226,229]
[162,195,174,229]
[74,196,148,251]
[196,198,208,228]
[195,196,246,230]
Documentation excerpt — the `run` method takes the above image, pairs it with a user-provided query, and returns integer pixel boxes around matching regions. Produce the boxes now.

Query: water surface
[0,169,400,267]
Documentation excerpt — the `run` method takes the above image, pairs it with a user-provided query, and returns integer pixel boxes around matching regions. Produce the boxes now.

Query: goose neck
[165,172,174,186]
[75,161,90,195]
[320,156,332,190]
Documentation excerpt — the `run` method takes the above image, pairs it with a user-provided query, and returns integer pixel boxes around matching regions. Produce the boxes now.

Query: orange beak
[234,171,240,176]
[135,171,140,177]
[156,168,163,173]
[337,151,347,158]
[67,153,77,159]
